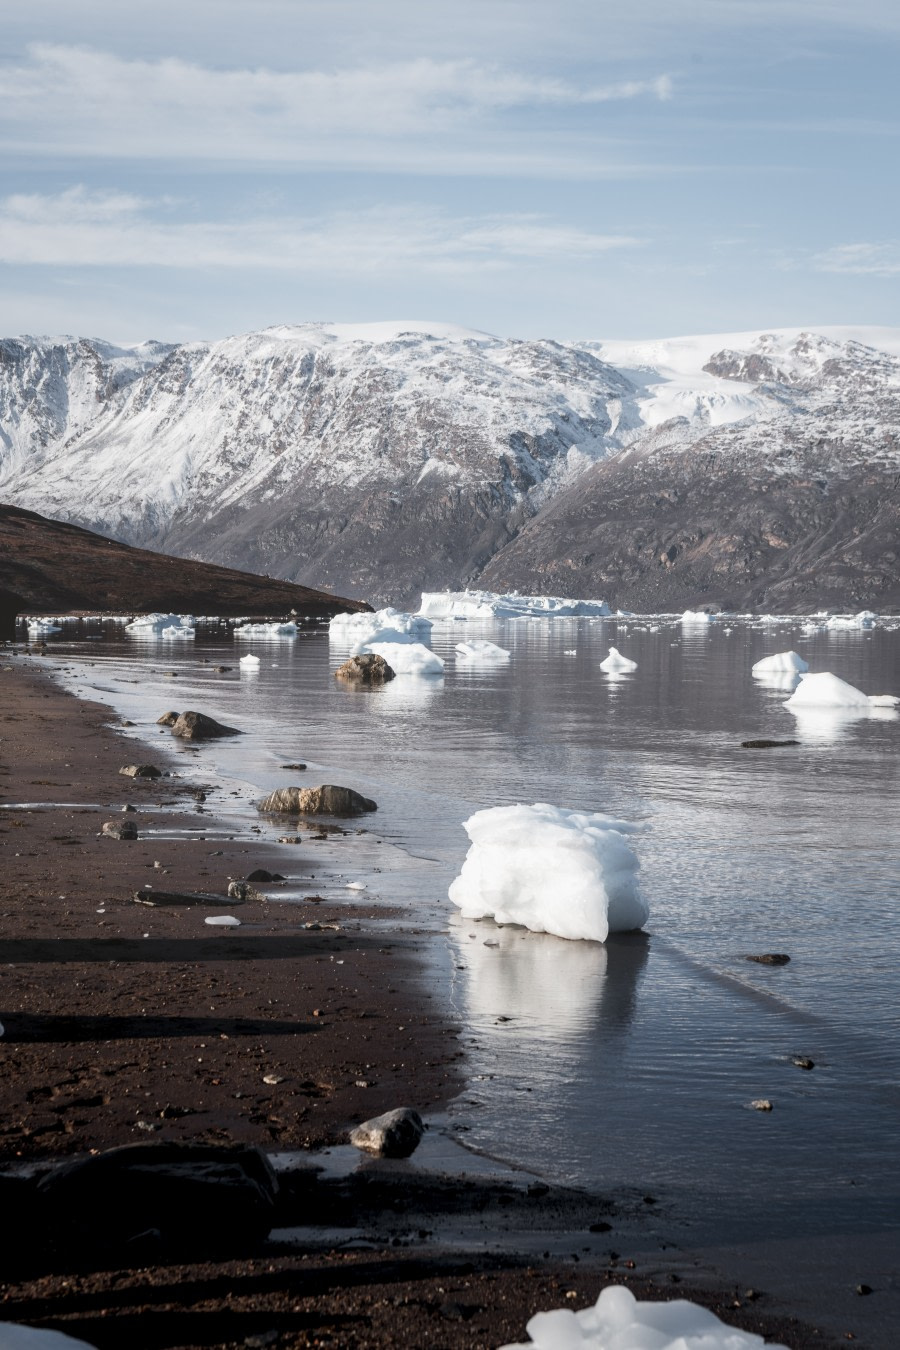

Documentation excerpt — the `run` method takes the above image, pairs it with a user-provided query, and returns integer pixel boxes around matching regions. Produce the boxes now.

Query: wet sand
[0,651,842,1347]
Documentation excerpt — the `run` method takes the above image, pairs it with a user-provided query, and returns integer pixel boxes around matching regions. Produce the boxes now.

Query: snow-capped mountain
[2,321,900,609]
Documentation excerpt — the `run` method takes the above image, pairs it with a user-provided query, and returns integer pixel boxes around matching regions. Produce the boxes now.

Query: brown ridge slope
[0,503,369,618]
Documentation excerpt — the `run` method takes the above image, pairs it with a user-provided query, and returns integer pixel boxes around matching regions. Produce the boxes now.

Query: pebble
[262,1074,284,1086]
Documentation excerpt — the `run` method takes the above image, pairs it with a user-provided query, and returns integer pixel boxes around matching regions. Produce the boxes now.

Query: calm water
[33,614,900,1251]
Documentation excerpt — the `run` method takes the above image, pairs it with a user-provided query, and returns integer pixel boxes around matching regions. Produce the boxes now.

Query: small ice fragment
[599,647,637,673]
[346,881,367,890]
[205,915,241,926]
[752,650,809,675]
[240,654,261,668]
[455,639,511,663]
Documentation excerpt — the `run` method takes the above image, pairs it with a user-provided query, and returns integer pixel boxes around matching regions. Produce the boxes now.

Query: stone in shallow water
[349,1107,424,1158]
[119,763,161,778]
[334,652,396,684]
[171,710,241,740]
[258,785,377,816]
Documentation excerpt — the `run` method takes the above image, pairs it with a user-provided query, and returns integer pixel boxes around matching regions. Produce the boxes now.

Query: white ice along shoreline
[499,1284,788,1350]
[449,803,648,943]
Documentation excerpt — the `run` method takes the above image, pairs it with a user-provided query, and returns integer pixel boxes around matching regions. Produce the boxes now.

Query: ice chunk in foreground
[499,1283,787,1350]
[234,621,297,638]
[785,671,895,709]
[366,641,444,676]
[455,639,511,663]
[449,803,648,943]
[599,647,637,673]
[418,589,612,619]
[239,654,261,668]
[752,650,808,675]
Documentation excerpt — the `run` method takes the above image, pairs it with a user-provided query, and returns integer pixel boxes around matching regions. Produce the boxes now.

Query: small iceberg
[680,610,716,624]
[366,641,444,676]
[205,915,241,927]
[455,639,511,663]
[418,590,612,619]
[785,671,895,709]
[448,802,648,943]
[234,621,297,638]
[826,610,878,630]
[752,650,809,675]
[26,619,62,635]
[499,1283,788,1350]
[125,613,191,635]
[330,607,432,647]
[239,654,261,668]
[599,646,637,673]
[161,624,196,640]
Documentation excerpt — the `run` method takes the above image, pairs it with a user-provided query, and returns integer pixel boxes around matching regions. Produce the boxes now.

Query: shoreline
[0,650,850,1348]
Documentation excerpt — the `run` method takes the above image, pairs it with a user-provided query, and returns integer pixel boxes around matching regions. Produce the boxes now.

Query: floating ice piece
[752,650,809,675]
[205,915,241,926]
[826,610,878,630]
[680,610,716,623]
[449,803,648,943]
[346,881,367,890]
[160,624,196,639]
[455,639,511,663]
[330,607,432,647]
[0,1325,100,1350]
[26,619,63,635]
[234,622,297,638]
[786,672,883,709]
[418,590,612,619]
[499,1283,788,1350]
[239,654,261,668]
[599,647,637,673]
[125,613,191,635]
[366,641,444,676]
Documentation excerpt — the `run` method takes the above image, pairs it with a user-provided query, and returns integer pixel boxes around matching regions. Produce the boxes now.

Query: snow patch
[448,803,648,943]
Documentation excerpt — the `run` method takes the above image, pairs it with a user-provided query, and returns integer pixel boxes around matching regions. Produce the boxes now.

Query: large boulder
[350,1108,424,1158]
[335,652,396,684]
[258,785,377,816]
[171,710,241,740]
[36,1142,279,1256]
[101,819,138,840]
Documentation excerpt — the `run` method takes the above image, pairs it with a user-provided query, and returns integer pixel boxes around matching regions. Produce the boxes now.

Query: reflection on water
[787,701,899,742]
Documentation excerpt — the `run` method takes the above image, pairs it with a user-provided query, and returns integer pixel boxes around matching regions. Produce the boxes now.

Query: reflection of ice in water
[450,915,648,1046]
[787,703,898,742]
[379,674,445,710]
[752,669,802,693]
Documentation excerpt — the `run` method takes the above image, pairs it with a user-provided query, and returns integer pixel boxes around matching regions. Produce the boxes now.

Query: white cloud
[0,187,640,273]
[0,44,672,168]
[812,242,900,276]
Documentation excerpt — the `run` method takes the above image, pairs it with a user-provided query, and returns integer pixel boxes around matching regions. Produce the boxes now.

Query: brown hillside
[0,503,369,619]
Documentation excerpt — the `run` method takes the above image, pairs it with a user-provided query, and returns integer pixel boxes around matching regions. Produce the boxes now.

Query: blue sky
[1,0,898,342]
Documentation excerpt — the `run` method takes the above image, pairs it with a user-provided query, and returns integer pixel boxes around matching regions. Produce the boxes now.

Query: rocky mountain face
[1,322,899,611]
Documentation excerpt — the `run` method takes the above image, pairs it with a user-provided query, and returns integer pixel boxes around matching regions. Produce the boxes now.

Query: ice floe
[680,610,716,624]
[234,621,297,638]
[826,610,878,630]
[499,1284,788,1350]
[239,654,261,668]
[418,590,612,619]
[751,650,809,675]
[124,613,192,635]
[26,619,62,635]
[448,803,648,943]
[160,623,196,639]
[205,915,241,927]
[329,607,432,649]
[599,647,637,673]
[454,639,511,663]
[785,672,895,709]
[366,641,444,676]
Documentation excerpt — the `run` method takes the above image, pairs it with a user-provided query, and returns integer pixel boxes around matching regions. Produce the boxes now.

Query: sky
[1,0,898,342]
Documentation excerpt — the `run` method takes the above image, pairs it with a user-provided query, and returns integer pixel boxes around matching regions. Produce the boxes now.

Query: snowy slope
[2,321,900,607]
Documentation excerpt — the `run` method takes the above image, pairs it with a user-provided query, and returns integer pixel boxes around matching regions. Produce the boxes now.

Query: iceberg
[680,609,716,624]
[499,1284,787,1350]
[785,671,890,709]
[449,803,648,943]
[366,641,444,676]
[239,654,261,668]
[26,619,62,635]
[418,590,612,619]
[751,650,809,675]
[599,646,637,673]
[234,622,297,638]
[329,607,432,647]
[826,610,878,630]
[160,624,196,639]
[455,639,511,663]
[125,613,192,635]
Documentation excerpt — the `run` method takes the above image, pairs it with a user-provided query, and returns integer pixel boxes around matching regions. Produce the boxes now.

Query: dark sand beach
[0,652,843,1348]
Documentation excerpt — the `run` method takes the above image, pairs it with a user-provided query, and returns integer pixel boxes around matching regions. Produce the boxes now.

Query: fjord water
[50,617,899,1253]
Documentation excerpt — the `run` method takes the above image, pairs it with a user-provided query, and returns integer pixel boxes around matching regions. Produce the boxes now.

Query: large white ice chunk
[234,622,297,638]
[125,613,191,635]
[499,1283,787,1350]
[455,639,511,663]
[826,610,878,630]
[239,653,261,668]
[680,610,716,624]
[751,650,809,675]
[418,590,612,619]
[366,641,444,676]
[785,671,881,708]
[448,803,648,943]
[329,607,432,647]
[599,647,637,673]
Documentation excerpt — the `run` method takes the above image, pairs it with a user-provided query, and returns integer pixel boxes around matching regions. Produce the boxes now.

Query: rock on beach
[349,1108,424,1158]
[170,711,241,740]
[258,785,377,816]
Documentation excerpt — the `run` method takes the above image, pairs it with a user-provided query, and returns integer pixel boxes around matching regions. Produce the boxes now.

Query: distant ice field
[35,612,900,1280]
